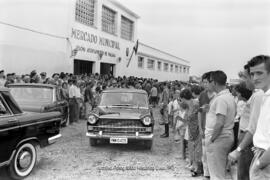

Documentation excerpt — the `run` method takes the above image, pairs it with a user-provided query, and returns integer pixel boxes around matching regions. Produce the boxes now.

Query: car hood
[96,106,150,119]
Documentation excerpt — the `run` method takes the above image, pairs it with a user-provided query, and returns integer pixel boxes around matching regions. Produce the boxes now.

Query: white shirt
[75,86,81,98]
[69,84,77,98]
[205,89,236,137]
[253,89,270,150]
[172,99,180,117]
[168,101,173,114]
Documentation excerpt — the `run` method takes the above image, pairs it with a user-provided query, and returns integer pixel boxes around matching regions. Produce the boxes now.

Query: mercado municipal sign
[71,28,120,50]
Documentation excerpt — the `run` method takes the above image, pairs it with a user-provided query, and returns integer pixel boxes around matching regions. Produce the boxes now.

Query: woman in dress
[180,88,203,177]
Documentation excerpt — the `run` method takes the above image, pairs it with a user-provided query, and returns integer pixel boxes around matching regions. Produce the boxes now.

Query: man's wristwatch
[236,146,242,153]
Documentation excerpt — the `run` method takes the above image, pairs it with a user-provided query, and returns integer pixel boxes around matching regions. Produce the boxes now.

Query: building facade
[0,0,190,81]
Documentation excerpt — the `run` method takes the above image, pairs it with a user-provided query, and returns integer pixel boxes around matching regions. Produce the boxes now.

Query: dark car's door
[55,88,68,122]
[0,94,20,163]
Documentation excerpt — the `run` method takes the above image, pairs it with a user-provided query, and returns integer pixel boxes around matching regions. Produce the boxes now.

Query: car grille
[94,119,146,133]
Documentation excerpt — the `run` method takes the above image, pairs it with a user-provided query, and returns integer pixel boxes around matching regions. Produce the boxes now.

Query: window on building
[102,6,117,35]
[138,56,144,68]
[157,61,162,70]
[75,0,96,27]
[170,64,174,72]
[183,67,186,73]
[121,16,134,41]
[147,59,155,70]
[175,65,178,73]
[187,67,189,74]
[179,66,182,73]
[164,63,168,71]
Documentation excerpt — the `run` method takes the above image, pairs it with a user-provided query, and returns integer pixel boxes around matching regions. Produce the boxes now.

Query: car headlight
[88,115,97,124]
[142,116,152,126]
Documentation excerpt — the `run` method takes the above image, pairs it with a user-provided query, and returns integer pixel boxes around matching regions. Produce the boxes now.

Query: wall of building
[0,0,190,81]
[133,43,190,81]
[70,0,139,77]
[0,0,71,76]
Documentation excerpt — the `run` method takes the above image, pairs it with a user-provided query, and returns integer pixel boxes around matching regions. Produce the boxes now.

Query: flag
[127,40,139,67]
[133,40,139,54]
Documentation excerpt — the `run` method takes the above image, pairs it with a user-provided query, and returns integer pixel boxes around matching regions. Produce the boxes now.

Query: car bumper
[86,132,153,140]
[48,134,62,144]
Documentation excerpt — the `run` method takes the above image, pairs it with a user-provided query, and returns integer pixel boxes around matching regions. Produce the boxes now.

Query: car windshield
[99,92,148,108]
[9,87,53,105]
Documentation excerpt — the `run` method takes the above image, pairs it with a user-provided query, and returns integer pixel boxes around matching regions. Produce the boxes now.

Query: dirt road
[1,108,203,180]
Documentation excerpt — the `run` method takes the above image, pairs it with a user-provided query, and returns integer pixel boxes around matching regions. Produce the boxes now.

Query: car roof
[102,88,147,94]
[0,87,10,92]
[8,83,56,89]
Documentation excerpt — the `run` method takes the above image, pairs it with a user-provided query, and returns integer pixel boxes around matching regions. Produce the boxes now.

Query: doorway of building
[100,63,115,76]
[74,59,93,75]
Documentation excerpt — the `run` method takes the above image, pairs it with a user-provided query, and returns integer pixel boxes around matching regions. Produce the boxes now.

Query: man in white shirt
[205,70,236,180]
[69,79,79,124]
[245,55,270,179]
[228,65,263,180]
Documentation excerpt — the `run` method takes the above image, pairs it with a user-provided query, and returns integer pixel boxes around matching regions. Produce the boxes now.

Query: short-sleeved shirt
[253,89,270,150]
[205,89,236,138]
[240,89,263,132]
[69,85,77,98]
[198,90,215,131]
[150,87,158,97]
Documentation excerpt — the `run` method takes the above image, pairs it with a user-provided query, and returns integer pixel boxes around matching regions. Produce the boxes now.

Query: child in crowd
[174,101,189,160]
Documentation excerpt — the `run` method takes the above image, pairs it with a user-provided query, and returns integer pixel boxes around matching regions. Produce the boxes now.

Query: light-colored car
[86,88,154,149]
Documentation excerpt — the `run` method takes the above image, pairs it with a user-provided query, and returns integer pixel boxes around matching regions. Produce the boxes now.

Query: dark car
[0,88,62,179]
[8,83,69,126]
[86,88,154,149]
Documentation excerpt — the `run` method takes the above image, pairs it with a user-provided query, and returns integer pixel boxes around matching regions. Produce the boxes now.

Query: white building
[0,0,190,81]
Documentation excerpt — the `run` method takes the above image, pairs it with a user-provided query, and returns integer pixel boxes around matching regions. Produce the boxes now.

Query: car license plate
[110,137,128,144]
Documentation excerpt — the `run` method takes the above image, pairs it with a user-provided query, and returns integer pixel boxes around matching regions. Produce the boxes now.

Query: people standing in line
[175,101,189,159]
[205,70,236,180]
[228,63,264,180]
[198,71,216,180]
[230,81,253,179]
[159,82,170,138]
[228,55,270,180]
[180,88,203,177]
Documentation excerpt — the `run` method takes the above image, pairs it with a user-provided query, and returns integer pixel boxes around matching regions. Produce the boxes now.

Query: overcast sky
[117,0,270,80]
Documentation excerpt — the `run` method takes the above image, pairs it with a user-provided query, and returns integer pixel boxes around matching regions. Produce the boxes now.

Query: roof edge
[108,0,140,19]
[139,42,190,64]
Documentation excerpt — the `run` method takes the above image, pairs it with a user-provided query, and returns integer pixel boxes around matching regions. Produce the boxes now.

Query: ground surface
[1,108,210,180]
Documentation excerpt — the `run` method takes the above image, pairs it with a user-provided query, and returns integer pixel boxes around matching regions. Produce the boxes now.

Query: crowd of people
[1,54,270,180]
[158,55,270,180]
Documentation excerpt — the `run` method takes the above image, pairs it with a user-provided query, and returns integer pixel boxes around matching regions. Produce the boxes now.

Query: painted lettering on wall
[75,45,116,58]
[71,28,120,50]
